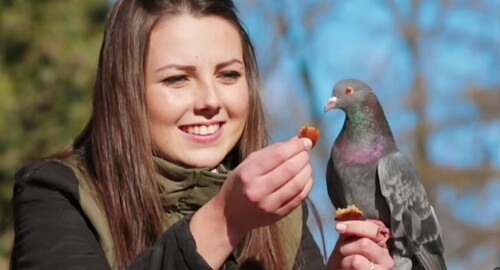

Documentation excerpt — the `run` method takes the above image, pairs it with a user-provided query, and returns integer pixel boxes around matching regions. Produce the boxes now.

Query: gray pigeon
[324,79,446,270]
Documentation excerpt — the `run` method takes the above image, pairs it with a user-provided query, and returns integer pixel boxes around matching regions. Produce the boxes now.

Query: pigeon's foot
[366,219,391,247]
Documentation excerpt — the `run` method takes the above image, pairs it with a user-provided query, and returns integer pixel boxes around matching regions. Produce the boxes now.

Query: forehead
[154,13,238,33]
[148,14,243,63]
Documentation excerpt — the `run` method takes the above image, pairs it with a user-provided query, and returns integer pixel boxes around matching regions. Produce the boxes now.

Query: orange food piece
[335,205,364,221]
[298,125,320,147]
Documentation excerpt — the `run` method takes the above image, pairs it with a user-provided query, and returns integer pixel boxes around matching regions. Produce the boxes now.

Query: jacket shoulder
[14,159,80,201]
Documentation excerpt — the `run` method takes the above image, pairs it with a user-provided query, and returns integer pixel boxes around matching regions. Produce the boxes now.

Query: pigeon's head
[323,79,374,112]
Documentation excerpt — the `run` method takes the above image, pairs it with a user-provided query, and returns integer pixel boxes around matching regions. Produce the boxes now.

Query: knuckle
[296,190,308,201]
[351,254,365,269]
[239,171,257,189]
[245,189,261,203]
[350,255,364,269]
[290,178,304,193]
[259,201,279,217]
[282,161,298,177]
[358,238,372,249]
[238,169,252,183]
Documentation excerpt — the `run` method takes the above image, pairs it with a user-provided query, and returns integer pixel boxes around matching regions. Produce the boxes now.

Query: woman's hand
[327,220,394,270]
[219,136,313,235]
[190,136,313,268]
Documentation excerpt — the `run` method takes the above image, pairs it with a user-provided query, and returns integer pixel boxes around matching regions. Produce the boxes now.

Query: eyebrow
[154,58,244,73]
[155,64,195,73]
[215,58,244,70]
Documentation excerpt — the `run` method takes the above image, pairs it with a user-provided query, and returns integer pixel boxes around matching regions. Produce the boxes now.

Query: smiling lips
[180,123,221,135]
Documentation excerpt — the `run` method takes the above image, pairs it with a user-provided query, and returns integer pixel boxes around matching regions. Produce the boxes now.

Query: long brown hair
[65,0,286,268]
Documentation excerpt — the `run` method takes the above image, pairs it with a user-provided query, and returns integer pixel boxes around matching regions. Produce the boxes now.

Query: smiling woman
[10,0,393,269]
[146,15,249,168]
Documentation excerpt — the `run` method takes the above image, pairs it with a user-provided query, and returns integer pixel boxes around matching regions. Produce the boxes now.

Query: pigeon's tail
[407,240,447,270]
[393,255,414,270]
[415,248,447,270]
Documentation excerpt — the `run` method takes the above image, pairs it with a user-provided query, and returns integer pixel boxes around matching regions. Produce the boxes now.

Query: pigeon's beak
[324,96,338,112]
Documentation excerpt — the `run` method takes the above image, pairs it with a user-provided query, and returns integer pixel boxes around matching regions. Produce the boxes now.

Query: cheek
[146,88,187,136]
[223,85,250,119]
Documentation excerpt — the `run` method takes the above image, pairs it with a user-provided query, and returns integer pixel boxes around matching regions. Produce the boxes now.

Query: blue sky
[235,0,500,268]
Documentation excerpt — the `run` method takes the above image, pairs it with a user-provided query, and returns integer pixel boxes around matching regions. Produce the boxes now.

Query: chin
[184,154,224,169]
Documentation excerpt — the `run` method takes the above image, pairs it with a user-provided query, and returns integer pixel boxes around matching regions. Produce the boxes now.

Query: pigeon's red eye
[345,87,353,95]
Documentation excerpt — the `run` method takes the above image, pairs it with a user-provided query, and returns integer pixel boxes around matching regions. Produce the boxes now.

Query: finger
[266,161,311,208]
[241,146,310,201]
[245,137,312,175]
[275,176,313,216]
[365,219,390,247]
[339,254,372,270]
[263,149,311,192]
[341,255,392,270]
[336,220,388,244]
[338,237,390,265]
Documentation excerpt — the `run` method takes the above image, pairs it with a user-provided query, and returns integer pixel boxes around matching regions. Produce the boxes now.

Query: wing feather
[378,151,447,269]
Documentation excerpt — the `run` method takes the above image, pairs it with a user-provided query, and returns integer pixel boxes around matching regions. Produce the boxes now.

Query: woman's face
[145,14,249,168]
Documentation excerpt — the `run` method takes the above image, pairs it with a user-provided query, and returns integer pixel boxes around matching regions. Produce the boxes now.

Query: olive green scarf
[62,155,302,269]
[153,157,229,228]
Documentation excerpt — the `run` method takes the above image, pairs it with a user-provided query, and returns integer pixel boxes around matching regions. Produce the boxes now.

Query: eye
[218,70,242,84]
[344,87,353,95]
[162,75,188,88]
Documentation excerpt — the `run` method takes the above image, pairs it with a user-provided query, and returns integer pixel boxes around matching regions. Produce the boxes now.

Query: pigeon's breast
[332,161,382,219]
[334,141,386,165]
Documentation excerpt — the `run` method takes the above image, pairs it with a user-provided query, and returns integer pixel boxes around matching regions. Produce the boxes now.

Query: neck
[334,101,395,164]
[344,98,394,142]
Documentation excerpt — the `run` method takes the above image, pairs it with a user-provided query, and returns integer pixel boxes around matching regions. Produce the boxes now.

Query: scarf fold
[154,157,230,228]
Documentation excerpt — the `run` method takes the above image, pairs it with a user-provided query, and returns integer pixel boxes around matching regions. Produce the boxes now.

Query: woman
[11,0,393,269]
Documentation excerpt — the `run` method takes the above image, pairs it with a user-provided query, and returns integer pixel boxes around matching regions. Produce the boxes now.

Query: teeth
[183,124,220,135]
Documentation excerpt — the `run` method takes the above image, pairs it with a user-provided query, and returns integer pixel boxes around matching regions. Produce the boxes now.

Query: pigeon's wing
[378,151,447,270]
[326,156,342,209]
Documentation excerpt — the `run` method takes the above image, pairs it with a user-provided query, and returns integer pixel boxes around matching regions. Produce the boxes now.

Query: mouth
[180,123,222,136]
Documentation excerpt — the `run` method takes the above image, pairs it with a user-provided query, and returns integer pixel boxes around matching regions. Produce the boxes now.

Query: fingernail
[336,223,346,233]
[302,138,312,149]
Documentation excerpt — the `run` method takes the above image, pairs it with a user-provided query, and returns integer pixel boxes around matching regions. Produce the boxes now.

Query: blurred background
[0,0,499,269]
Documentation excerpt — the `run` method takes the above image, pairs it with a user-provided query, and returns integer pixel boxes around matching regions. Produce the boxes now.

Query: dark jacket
[11,159,325,269]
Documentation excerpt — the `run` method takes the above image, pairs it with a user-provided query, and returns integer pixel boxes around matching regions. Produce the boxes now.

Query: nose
[194,81,221,117]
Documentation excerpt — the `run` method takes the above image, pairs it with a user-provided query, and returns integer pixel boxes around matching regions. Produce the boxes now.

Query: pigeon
[324,79,447,270]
